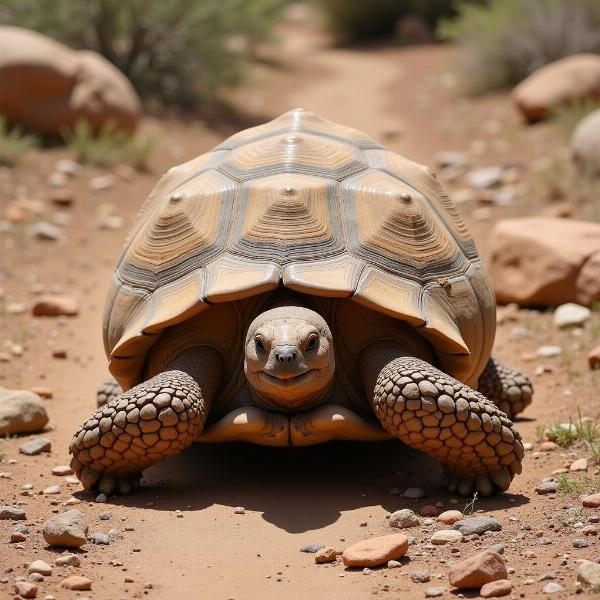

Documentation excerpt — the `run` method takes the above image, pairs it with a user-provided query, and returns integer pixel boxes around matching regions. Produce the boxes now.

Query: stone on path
[32,294,79,317]
[42,509,88,548]
[535,481,558,495]
[55,554,80,567]
[342,534,409,568]
[52,465,74,476]
[453,516,501,536]
[571,108,600,176]
[449,551,507,589]
[28,560,52,576]
[14,581,37,598]
[424,586,445,597]
[577,561,600,587]
[431,529,463,545]
[314,546,337,564]
[437,510,463,525]
[582,493,600,508]
[0,387,48,435]
[542,582,563,593]
[0,505,26,520]
[301,543,325,553]
[403,487,425,499]
[61,575,92,590]
[19,438,51,455]
[389,508,420,528]
[570,458,588,472]
[480,579,512,598]
[553,303,591,328]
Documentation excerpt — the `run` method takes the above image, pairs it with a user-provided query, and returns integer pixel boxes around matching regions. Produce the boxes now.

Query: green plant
[575,410,600,462]
[0,115,39,166]
[439,0,600,94]
[556,474,583,495]
[1,0,286,109]
[463,491,479,515]
[62,120,155,169]
[316,0,458,44]
[551,98,600,135]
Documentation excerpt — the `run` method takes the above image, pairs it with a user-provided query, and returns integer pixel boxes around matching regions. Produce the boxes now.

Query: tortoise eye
[305,334,319,352]
[255,337,266,353]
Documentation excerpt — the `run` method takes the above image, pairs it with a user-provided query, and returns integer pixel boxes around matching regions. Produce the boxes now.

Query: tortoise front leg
[69,347,221,496]
[360,342,524,497]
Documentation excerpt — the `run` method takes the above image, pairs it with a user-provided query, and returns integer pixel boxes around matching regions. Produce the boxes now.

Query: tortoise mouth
[259,369,316,386]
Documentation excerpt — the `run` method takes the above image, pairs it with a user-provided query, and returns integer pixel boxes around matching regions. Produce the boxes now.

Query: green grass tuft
[0,115,39,166]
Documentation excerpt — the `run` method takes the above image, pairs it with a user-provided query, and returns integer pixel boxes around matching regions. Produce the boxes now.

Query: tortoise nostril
[275,346,297,364]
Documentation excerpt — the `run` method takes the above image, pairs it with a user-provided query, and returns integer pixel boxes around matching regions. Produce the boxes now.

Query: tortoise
[69,109,532,498]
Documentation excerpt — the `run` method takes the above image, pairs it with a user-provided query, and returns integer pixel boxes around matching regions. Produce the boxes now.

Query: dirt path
[1,13,598,600]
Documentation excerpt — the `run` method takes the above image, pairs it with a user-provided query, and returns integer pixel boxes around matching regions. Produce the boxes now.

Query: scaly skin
[478,356,533,419]
[96,375,122,408]
[361,342,524,496]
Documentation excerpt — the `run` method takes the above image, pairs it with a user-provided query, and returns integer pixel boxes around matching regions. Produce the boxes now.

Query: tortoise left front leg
[478,356,533,418]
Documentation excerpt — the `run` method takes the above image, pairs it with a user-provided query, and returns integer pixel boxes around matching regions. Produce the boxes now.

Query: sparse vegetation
[463,491,479,515]
[62,120,155,169]
[539,410,600,461]
[439,0,600,94]
[556,474,584,495]
[0,115,39,166]
[0,0,287,109]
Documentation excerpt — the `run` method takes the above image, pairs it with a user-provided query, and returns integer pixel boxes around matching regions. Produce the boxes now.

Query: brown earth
[1,13,599,600]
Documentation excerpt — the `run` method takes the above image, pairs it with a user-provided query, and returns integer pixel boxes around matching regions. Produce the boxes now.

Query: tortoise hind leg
[360,342,524,497]
[69,347,221,496]
[96,375,123,408]
[478,356,533,419]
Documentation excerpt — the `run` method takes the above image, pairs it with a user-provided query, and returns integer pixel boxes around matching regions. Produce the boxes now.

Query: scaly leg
[360,342,524,496]
[96,375,122,408]
[69,347,221,496]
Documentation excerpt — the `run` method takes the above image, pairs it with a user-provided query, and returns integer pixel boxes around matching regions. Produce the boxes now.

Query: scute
[105,109,496,391]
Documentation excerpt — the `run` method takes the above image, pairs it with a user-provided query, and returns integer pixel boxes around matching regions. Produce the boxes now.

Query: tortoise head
[244,305,334,411]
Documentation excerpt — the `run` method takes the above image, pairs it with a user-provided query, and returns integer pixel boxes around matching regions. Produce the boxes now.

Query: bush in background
[316,0,458,44]
[439,0,600,94]
[0,0,286,110]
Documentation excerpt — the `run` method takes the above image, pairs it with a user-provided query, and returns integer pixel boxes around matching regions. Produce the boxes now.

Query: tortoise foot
[69,370,206,495]
[478,356,533,418]
[367,351,524,496]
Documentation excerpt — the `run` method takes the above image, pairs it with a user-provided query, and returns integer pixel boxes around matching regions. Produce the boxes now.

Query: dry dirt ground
[1,14,599,600]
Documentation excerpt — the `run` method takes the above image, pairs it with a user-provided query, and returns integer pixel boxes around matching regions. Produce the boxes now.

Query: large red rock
[487,217,600,306]
[449,551,507,589]
[571,109,600,176]
[0,26,141,135]
[512,54,600,122]
[342,534,408,567]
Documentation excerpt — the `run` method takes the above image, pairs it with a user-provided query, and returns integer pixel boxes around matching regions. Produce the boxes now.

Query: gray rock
[535,481,558,494]
[14,524,28,534]
[536,345,562,358]
[403,487,425,499]
[0,387,49,435]
[539,573,555,581]
[94,493,108,503]
[466,166,503,189]
[572,538,589,548]
[452,516,501,536]
[300,543,325,553]
[425,586,445,597]
[19,438,52,455]
[389,509,420,528]
[0,506,26,520]
[542,582,563,593]
[411,571,431,583]
[578,560,600,587]
[486,543,504,555]
[108,528,122,541]
[42,509,88,548]
[571,108,600,176]
[90,532,110,545]
[99,512,111,521]
[553,303,591,328]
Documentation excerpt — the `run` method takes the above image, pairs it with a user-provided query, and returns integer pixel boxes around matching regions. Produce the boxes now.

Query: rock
[537,345,562,358]
[29,222,62,241]
[411,571,431,583]
[539,441,558,452]
[300,543,325,553]
[19,438,51,455]
[419,505,439,517]
[0,387,48,435]
[582,525,597,536]
[389,509,420,528]
[487,217,600,306]
[572,108,600,176]
[32,295,79,317]
[55,554,80,567]
[387,559,402,568]
[480,579,512,598]
[437,510,464,525]
[314,546,337,564]
[553,303,591,328]
[395,14,434,45]
[43,485,61,495]
[431,530,463,545]
[0,26,141,135]
[542,582,563,593]
[89,174,116,192]
[448,551,507,589]
[573,538,589,548]
[11,531,26,542]
[486,544,504,555]
[233,506,245,514]
[424,586,445,597]
[55,159,81,177]
[28,560,52,576]
[466,166,504,189]
[512,54,600,122]
[453,517,501,536]
[582,493,600,508]
[52,465,74,476]
[49,188,75,207]
[61,575,92,590]
[403,487,425,499]
[535,481,558,495]
[99,512,112,520]
[578,561,600,587]
[94,493,108,503]
[0,506,26,520]
[30,387,53,399]
[589,346,600,369]
[570,457,588,472]
[42,509,88,548]
[342,534,409,568]
[90,532,110,545]
[14,581,37,598]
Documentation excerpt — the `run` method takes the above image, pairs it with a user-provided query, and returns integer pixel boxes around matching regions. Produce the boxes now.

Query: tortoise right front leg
[69,347,221,496]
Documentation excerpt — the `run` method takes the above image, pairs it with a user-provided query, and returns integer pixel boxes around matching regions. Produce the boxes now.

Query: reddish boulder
[449,551,507,589]
[0,26,141,136]
[512,54,600,122]
[487,217,600,306]
[342,534,408,568]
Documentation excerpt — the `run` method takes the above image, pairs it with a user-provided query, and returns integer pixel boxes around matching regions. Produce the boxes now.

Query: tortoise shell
[104,109,496,391]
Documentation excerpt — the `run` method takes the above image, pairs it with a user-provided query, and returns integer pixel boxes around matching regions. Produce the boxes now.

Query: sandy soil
[1,12,599,600]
